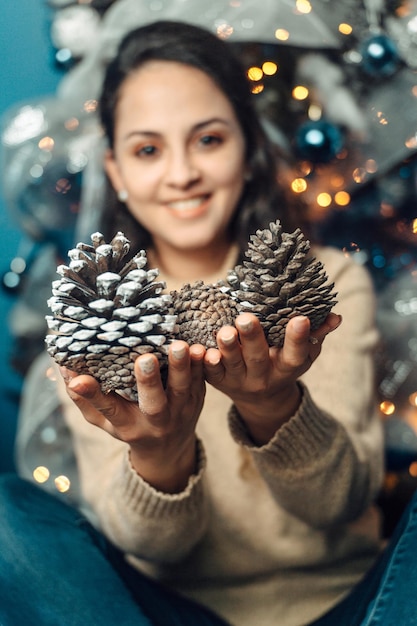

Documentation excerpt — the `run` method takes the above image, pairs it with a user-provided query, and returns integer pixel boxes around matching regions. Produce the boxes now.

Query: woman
[1,20,413,626]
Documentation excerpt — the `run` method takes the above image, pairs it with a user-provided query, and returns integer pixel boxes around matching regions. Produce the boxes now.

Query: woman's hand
[61,340,206,493]
[204,312,342,445]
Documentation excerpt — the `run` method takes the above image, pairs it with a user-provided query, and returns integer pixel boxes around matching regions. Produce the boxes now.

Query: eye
[135,144,158,157]
[199,134,223,147]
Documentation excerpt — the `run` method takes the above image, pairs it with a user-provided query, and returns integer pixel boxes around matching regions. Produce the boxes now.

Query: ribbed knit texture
[59,246,384,626]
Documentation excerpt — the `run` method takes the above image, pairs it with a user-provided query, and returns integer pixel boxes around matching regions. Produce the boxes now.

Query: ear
[104,148,124,193]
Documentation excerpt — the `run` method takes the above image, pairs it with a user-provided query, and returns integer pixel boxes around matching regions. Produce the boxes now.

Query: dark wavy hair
[98,20,298,258]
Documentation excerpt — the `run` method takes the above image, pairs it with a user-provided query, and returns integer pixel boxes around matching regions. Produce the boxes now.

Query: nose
[165,149,200,189]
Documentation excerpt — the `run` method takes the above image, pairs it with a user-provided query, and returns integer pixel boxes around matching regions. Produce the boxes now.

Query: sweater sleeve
[60,384,209,562]
[228,248,384,528]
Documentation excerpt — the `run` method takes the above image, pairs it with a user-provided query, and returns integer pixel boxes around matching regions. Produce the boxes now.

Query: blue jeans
[0,474,416,626]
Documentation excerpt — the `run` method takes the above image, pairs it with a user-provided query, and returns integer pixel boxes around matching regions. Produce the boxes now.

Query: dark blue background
[0,2,60,471]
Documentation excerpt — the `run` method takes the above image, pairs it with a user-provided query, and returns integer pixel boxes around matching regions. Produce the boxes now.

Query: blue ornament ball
[295,120,344,163]
[360,33,401,78]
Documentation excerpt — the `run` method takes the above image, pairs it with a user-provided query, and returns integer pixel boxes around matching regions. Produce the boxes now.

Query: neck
[148,239,238,291]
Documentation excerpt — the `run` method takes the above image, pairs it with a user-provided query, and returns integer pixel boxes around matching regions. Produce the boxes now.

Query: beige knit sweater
[59,246,384,626]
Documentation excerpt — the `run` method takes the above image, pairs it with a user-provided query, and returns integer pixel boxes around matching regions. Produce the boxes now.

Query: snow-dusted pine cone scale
[45,221,337,399]
[45,231,176,401]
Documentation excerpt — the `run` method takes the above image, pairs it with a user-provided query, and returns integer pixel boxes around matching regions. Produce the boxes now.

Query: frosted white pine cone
[45,231,176,401]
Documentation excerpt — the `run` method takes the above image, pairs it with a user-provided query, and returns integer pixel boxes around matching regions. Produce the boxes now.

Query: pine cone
[170,281,239,349]
[45,231,176,401]
[171,221,337,347]
[45,221,337,401]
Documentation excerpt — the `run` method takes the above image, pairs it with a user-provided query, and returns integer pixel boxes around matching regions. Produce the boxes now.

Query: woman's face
[105,60,247,253]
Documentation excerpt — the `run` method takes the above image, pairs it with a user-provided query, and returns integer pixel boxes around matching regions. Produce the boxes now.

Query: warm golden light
[64,117,80,131]
[275,28,289,41]
[352,168,367,184]
[299,162,312,176]
[405,136,417,149]
[410,392,417,406]
[342,242,361,256]
[377,111,388,125]
[334,191,351,206]
[336,148,348,160]
[308,104,322,121]
[413,219,417,234]
[55,475,71,493]
[251,84,265,94]
[380,202,395,218]
[38,136,54,151]
[247,66,263,81]
[380,400,396,416]
[296,0,312,13]
[330,174,345,189]
[292,85,309,100]
[33,466,50,483]
[291,178,308,193]
[338,23,353,35]
[262,61,278,76]
[365,159,378,174]
[317,193,332,207]
[216,23,234,39]
[83,99,98,113]
[409,462,417,477]
[55,178,72,194]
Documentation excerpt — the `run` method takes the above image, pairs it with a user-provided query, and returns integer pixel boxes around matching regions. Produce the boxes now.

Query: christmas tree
[2,0,417,514]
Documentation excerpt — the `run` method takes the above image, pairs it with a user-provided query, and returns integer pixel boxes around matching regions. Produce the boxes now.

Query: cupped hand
[204,312,342,445]
[61,340,206,492]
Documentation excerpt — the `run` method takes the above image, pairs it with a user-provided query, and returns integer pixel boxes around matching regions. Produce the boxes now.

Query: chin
[172,226,222,250]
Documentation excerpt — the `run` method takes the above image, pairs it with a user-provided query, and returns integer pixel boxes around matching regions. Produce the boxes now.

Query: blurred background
[1,0,417,534]
[0,2,60,472]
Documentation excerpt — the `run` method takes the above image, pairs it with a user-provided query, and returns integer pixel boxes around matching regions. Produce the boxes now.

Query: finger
[167,342,205,400]
[59,366,78,383]
[281,316,311,368]
[189,344,206,385]
[167,341,192,395]
[203,347,225,385]
[134,353,167,418]
[234,313,270,376]
[309,313,343,344]
[215,325,246,378]
[67,374,121,428]
[189,344,206,410]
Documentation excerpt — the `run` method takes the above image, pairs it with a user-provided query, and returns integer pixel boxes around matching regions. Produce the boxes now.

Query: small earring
[117,189,129,202]
[244,171,253,182]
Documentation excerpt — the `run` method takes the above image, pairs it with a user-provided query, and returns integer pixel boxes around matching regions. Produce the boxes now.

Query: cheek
[124,165,159,199]
[209,152,246,189]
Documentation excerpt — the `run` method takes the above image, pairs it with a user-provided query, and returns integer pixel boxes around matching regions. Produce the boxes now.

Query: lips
[165,194,210,217]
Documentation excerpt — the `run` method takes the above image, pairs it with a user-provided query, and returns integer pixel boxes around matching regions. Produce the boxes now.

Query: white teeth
[168,197,206,211]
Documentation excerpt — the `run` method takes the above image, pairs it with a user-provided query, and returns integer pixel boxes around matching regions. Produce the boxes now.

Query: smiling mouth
[167,195,210,212]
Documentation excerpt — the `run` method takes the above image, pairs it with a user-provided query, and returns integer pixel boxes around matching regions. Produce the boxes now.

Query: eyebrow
[123,117,232,141]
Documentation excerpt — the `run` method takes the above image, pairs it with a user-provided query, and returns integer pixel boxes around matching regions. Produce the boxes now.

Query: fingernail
[59,366,74,382]
[329,314,343,331]
[238,318,252,332]
[292,316,308,333]
[139,356,155,374]
[172,345,186,360]
[68,378,86,394]
[221,331,236,345]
